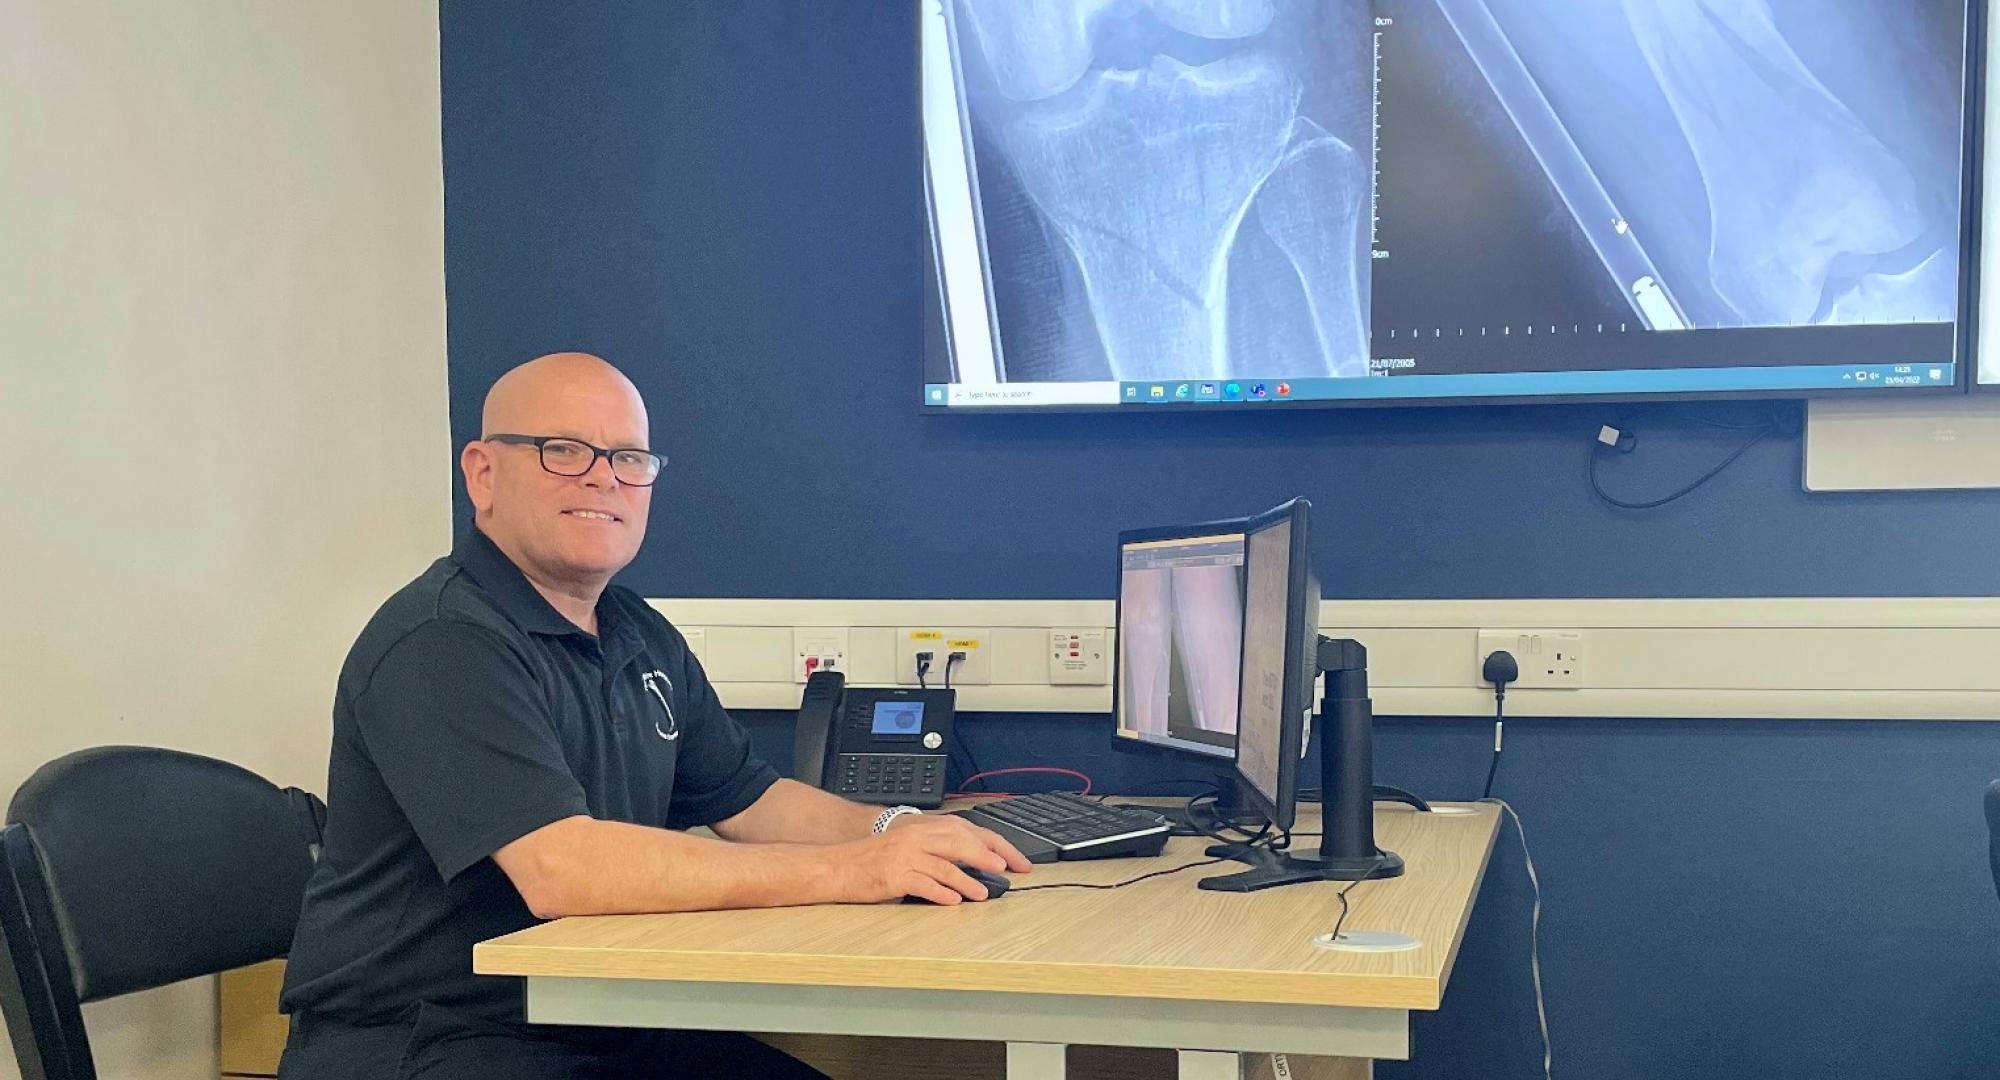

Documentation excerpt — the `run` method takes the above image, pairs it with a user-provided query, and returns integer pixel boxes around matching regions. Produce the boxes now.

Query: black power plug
[1481,650,1519,799]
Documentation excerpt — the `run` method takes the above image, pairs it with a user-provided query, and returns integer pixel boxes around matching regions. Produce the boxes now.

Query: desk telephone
[792,671,956,809]
[791,672,1172,862]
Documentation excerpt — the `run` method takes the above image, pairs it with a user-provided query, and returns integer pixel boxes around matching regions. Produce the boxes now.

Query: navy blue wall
[440,3,2000,1077]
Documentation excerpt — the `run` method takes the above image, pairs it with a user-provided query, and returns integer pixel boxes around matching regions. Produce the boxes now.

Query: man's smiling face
[463,354,654,592]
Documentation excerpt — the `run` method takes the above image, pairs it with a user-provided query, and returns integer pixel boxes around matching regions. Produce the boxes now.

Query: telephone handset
[792,670,956,809]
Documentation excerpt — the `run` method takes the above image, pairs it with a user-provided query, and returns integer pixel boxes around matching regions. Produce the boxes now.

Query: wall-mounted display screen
[923,0,1982,409]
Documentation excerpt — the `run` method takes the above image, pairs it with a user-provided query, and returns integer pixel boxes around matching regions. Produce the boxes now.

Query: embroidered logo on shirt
[641,670,679,741]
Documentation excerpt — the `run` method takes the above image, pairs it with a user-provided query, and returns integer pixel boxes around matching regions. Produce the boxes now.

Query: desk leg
[1179,1049,1245,1080]
[1006,1041,1066,1079]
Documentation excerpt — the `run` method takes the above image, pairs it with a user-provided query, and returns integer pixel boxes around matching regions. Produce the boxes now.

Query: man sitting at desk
[278,353,1029,1080]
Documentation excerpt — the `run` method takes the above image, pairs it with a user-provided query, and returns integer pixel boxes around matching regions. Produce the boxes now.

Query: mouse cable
[1009,857,1227,893]
[1482,798,1552,1080]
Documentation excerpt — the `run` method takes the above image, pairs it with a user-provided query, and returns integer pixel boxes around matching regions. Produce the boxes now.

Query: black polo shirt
[281,527,778,1025]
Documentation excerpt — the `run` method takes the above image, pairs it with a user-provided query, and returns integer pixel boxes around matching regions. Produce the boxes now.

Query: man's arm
[709,778,883,844]
[493,811,1030,917]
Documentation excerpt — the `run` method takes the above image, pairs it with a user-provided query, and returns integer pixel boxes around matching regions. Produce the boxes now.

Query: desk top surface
[474,801,1501,1010]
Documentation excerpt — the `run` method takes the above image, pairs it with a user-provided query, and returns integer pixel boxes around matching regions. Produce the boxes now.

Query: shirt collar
[596,594,649,672]
[450,527,594,639]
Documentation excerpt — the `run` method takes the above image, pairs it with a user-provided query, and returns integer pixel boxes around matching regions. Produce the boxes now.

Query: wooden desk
[475,802,1500,1080]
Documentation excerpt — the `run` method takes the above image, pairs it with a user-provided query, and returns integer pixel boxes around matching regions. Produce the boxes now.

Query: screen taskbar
[923,362,1958,408]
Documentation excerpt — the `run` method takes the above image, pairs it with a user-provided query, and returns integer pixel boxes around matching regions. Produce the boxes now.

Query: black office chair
[1986,780,2000,904]
[0,746,326,1080]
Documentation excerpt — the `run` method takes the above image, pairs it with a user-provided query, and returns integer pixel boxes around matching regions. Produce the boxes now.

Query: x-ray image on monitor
[1115,532,1247,758]
[1374,0,1967,369]
[931,0,1374,386]
[922,0,1978,408]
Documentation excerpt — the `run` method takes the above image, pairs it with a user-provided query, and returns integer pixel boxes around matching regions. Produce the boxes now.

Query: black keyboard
[956,792,1170,865]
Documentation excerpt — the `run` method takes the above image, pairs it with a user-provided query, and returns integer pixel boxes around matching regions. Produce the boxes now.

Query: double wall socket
[895,627,991,686]
[1475,629,1585,689]
[792,627,848,683]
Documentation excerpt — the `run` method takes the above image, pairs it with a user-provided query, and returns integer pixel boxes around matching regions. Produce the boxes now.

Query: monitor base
[1196,842,1404,891]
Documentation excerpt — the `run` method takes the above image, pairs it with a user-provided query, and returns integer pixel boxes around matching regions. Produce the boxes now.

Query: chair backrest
[1986,780,2000,904]
[0,747,326,1080]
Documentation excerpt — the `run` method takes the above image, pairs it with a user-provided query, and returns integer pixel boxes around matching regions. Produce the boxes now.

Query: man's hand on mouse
[835,814,1030,905]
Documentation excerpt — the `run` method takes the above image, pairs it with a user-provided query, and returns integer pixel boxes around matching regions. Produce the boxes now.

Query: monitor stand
[1199,638,1406,892]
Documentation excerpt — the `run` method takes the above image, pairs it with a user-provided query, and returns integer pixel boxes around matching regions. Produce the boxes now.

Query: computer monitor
[1201,497,1405,892]
[1112,523,1248,763]
[1230,498,1320,833]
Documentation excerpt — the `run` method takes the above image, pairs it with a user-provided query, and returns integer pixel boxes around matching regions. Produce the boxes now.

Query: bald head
[481,352,647,439]
[462,352,655,622]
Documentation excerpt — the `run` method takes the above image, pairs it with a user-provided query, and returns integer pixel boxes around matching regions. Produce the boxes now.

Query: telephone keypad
[835,753,945,807]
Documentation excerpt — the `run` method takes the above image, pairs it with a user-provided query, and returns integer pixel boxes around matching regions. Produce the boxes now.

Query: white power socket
[895,627,991,686]
[792,627,848,683]
[1048,628,1110,685]
[1475,629,1585,690]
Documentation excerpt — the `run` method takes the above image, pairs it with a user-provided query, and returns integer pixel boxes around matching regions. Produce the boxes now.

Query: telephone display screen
[870,700,926,736]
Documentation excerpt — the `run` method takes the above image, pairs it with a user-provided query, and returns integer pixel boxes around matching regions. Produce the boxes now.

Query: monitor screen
[1114,531,1246,760]
[922,0,1979,409]
[1233,501,1322,822]
[1235,519,1294,811]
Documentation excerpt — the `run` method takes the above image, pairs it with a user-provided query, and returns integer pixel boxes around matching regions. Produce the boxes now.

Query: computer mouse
[903,864,1010,904]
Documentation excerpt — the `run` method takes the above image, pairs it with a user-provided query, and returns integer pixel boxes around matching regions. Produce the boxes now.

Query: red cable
[952,767,1092,797]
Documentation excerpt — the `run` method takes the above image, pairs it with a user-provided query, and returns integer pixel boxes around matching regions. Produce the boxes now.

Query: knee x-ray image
[931,0,1375,384]
[923,0,1974,392]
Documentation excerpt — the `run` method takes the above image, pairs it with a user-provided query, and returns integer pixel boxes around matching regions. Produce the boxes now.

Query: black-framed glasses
[485,434,665,487]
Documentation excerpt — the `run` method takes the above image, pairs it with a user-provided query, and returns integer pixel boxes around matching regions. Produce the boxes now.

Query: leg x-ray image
[1117,562,1244,747]
[1377,0,1967,358]
[923,0,1974,396]
[1614,1,1958,328]
[940,0,1374,383]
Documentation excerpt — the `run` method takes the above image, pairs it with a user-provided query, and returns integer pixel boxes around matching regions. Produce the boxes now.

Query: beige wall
[0,2,448,1077]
